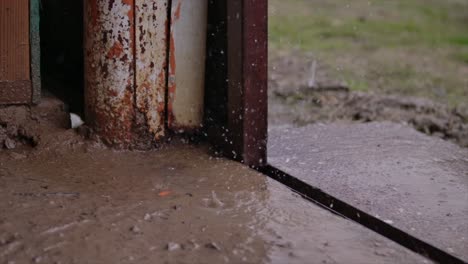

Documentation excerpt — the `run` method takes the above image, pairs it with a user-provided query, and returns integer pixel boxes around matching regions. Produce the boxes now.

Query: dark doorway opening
[40,0,84,115]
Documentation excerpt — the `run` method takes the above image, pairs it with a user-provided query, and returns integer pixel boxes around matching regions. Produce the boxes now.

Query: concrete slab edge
[256,165,467,264]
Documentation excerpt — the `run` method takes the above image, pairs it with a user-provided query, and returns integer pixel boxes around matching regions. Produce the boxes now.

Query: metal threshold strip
[257,165,467,264]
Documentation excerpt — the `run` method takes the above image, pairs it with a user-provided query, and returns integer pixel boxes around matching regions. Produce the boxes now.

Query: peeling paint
[168,0,207,131]
[84,0,136,147]
[84,0,210,146]
[135,0,168,139]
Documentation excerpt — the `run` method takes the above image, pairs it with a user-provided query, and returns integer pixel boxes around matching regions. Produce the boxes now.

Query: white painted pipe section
[168,0,207,131]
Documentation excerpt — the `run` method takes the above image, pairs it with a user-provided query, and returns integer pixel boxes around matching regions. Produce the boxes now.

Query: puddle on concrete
[0,139,430,263]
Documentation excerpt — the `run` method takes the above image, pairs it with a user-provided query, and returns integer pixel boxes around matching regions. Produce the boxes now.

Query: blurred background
[268,0,468,148]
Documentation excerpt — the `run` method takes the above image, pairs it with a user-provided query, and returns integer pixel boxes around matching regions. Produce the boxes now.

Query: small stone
[166,242,181,251]
[6,125,18,136]
[383,219,394,225]
[374,249,388,257]
[186,239,200,251]
[143,214,152,221]
[4,138,16,150]
[70,113,84,129]
[9,152,26,160]
[205,242,221,251]
[276,242,293,248]
[130,226,141,234]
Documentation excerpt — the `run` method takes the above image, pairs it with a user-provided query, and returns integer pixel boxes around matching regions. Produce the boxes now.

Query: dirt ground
[269,50,468,148]
[0,97,431,264]
[0,94,71,151]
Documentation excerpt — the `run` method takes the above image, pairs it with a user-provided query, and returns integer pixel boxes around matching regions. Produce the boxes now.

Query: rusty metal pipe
[84,0,136,147]
[84,0,168,148]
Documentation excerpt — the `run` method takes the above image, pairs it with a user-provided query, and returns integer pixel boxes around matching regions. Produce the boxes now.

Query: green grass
[456,55,468,67]
[345,79,370,92]
[269,0,468,107]
[448,36,468,46]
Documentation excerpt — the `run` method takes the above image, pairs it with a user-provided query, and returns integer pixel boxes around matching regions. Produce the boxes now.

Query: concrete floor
[269,122,468,262]
[0,138,431,263]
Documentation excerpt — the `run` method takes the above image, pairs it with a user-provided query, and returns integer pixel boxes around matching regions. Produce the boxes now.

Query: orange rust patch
[158,68,166,84]
[141,82,150,90]
[169,34,176,75]
[87,0,99,26]
[158,191,171,197]
[107,42,124,58]
[122,0,134,19]
[108,89,118,97]
[157,69,167,113]
[168,30,177,126]
[173,1,181,21]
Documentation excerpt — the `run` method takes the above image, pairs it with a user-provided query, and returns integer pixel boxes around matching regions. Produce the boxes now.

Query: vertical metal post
[226,0,268,166]
[84,0,136,147]
[84,0,168,148]
[84,0,267,158]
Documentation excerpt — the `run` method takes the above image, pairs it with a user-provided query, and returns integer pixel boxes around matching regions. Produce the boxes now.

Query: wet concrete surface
[0,138,431,263]
[269,122,468,261]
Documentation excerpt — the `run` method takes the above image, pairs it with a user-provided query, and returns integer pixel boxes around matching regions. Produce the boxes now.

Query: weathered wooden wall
[0,0,31,104]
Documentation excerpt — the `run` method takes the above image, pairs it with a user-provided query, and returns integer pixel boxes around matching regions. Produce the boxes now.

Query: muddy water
[0,138,431,264]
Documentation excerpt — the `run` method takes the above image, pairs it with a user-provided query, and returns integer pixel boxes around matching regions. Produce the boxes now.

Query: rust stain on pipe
[84,0,136,147]
[167,37,176,127]
[167,1,179,128]
[135,0,168,140]
[85,0,210,147]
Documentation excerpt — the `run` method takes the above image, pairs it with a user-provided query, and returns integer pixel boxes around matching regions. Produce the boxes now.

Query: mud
[0,95,70,150]
[0,124,430,263]
[269,51,468,148]
[269,122,468,262]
